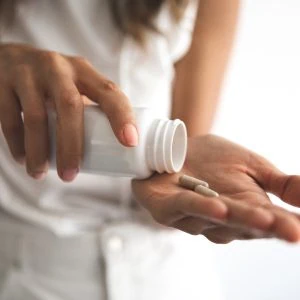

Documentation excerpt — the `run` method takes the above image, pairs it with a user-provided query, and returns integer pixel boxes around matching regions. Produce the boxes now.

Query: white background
[210,0,300,299]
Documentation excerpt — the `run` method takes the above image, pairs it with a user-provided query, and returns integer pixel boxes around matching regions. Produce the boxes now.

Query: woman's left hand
[132,135,300,244]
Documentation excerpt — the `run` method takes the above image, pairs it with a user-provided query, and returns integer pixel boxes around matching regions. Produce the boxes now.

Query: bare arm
[171,0,240,136]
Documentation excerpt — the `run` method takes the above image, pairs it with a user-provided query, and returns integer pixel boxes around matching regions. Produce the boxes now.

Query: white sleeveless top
[0,0,198,235]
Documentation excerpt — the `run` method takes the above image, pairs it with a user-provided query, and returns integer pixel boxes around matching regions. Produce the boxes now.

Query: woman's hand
[132,135,300,244]
[0,43,138,181]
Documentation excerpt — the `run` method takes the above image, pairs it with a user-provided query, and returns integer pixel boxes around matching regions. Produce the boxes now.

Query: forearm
[171,0,240,136]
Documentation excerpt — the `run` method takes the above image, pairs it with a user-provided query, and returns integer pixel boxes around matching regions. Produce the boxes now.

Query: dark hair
[0,0,188,43]
[109,0,188,43]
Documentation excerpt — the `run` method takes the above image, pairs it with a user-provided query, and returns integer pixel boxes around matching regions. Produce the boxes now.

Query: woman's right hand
[0,43,138,181]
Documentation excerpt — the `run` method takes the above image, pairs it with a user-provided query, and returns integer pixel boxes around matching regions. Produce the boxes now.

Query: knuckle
[102,80,120,93]
[58,89,82,111]
[39,51,73,76]
[40,51,61,64]
[72,55,90,66]
[25,111,47,129]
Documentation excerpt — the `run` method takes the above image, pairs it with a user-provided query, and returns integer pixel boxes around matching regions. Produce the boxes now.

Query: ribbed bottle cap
[164,119,187,172]
[149,119,187,173]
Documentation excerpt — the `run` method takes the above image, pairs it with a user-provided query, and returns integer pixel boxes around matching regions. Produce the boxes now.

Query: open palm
[133,135,300,243]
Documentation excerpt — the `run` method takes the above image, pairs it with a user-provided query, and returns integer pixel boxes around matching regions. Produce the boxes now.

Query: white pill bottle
[48,106,187,179]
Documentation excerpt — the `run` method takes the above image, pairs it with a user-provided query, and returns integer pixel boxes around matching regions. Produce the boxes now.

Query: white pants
[0,209,223,300]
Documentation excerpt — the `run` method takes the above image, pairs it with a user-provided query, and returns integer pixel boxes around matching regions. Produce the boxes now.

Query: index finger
[72,57,138,147]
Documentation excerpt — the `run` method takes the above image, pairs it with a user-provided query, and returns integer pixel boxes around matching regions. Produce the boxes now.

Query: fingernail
[122,124,138,147]
[62,168,78,182]
[30,172,46,180]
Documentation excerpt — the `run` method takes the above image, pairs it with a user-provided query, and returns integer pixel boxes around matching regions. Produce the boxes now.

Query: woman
[0,1,241,299]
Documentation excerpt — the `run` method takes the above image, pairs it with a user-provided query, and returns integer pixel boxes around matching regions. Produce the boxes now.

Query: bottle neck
[147,119,187,174]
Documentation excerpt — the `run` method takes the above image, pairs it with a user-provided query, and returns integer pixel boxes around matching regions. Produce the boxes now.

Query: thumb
[267,172,300,207]
[250,154,300,207]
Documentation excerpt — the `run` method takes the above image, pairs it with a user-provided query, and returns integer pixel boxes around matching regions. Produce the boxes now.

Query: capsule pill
[194,185,219,198]
[179,175,209,190]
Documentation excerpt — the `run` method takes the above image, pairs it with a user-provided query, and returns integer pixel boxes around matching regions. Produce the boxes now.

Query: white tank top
[0,0,198,234]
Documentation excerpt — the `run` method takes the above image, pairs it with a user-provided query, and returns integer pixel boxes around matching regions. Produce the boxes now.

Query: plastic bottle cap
[148,119,187,173]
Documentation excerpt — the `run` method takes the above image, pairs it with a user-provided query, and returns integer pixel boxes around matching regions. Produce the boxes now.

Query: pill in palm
[179,175,209,190]
[194,184,219,198]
